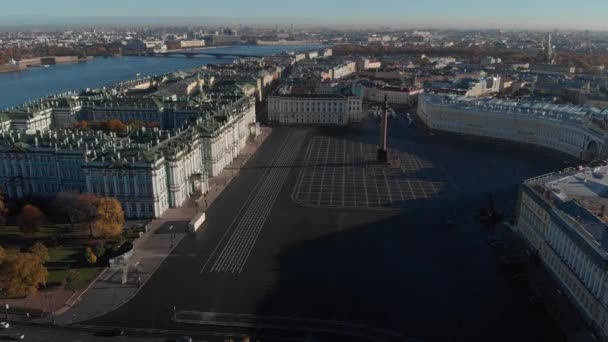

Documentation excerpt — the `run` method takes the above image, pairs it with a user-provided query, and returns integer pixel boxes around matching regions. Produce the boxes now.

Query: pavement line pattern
[293,136,447,209]
[210,131,307,274]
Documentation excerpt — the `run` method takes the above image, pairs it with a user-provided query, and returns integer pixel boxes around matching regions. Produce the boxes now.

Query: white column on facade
[584,259,592,285]
[593,267,602,296]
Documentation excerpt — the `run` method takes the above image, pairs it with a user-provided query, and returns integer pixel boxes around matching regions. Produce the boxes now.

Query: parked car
[0,322,8,329]
[176,337,192,342]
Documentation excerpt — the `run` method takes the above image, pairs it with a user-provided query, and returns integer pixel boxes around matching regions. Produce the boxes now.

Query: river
[0,44,324,109]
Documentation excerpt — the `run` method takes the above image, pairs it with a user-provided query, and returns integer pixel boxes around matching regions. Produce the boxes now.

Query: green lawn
[65,267,103,290]
[0,225,64,240]
[45,246,102,290]
[0,226,105,293]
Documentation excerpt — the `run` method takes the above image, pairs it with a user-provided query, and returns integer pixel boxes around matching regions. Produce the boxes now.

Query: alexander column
[377,95,389,163]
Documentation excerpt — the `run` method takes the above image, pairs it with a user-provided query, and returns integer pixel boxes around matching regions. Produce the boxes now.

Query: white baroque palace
[418,93,608,160]
[0,96,256,219]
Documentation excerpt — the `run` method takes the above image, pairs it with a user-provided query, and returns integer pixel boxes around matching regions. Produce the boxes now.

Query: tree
[17,204,44,234]
[80,193,99,237]
[75,120,89,130]
[0,245,6,264]
[93,242,106,258]
[127,120,145,130]
[92,197,125,238]
[0,192,8,226]
[0,252,48,296]
[55,192,98,233]
[55,191,81,229]
[85,247,97,264]
[105,119,127,133]
[29,242,49,263]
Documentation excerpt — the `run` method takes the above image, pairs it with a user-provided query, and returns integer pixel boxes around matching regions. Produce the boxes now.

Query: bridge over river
[145,49,268,59]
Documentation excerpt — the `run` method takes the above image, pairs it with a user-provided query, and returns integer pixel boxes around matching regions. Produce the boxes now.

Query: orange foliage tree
[92,197,125,238]
[75,120,89,129]
[17,204,45,234]
[0,252,48,296]
[105,119,127,133]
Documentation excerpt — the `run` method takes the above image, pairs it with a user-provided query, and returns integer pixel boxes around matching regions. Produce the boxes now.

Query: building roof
[422,93,608,127]
[270,93,348,99]
[527,165,608,257]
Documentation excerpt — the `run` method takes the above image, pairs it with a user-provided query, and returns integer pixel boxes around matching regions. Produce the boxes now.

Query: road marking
[208,131,306,274]
[199,131,293,274]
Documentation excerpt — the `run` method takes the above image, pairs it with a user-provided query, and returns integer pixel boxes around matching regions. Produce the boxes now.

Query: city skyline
[2,0,608,30]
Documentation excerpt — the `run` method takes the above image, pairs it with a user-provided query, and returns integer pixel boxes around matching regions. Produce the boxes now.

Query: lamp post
[169,225,174,248]
[4,304,8,319]
[134,261,141,288]
[45,293,54,324]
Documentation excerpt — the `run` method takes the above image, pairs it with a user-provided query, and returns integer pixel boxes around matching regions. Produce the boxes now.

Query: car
[0,322,8,329]
[94,328,124,337]
[176,337,192,342]
[9,333,24,341]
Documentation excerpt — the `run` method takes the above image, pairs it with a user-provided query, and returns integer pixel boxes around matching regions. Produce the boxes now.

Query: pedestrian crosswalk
[209,131,306,274]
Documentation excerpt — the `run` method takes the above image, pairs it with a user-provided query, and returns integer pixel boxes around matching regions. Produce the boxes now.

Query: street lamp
[45,293,54,324]
[134,261,141,288]
[169,225,174,248]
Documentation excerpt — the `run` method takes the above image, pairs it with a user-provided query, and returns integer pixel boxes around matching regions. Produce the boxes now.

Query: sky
[2,0,608,30]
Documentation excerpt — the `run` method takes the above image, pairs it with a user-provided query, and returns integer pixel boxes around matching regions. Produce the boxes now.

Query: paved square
[293,136,448,209]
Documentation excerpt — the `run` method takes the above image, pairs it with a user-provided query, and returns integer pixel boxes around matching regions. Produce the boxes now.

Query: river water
[0,44,324,109]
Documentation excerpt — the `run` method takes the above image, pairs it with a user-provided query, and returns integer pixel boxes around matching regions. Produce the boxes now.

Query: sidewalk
[44,127,272,324]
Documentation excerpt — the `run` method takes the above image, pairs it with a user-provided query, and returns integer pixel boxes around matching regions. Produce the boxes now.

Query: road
[84,119,569,341]
[0,322,239,342]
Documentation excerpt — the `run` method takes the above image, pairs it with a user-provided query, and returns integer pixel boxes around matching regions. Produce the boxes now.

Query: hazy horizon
[2,0,608,31]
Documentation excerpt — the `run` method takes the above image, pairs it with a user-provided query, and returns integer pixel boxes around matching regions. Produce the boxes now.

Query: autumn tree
[85,247,97,264]
[75,120,89,130]
[17,204,45,234]
[127,120,145,130]
[92,197,125,238]
[105,119,127,133]
[56,192,99,234]
[0,192,8,226]
[29,242,49,263]
[0,252,48,296]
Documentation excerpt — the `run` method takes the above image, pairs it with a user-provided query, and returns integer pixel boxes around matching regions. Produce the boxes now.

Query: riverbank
[0,56,94,74]
[0,44,325,108]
